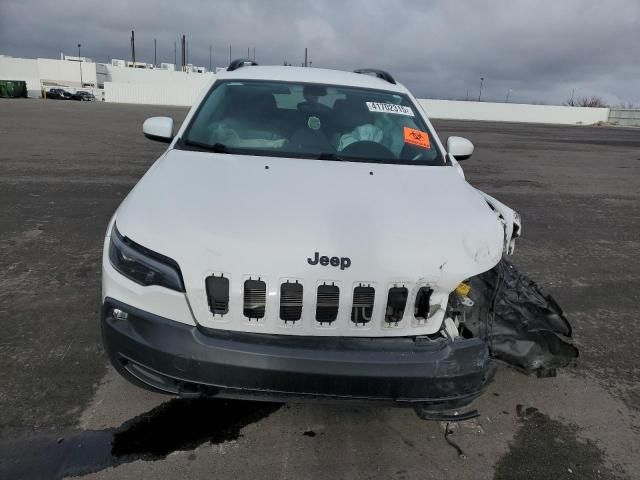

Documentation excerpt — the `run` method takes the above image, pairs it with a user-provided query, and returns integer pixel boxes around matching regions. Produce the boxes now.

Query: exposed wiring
[486,258,506,350]
[444,423,466,459]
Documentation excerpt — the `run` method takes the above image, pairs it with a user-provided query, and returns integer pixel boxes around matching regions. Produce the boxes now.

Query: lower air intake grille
[351,285,375,325]
[315,284,339,324]
[243,278,266,319]
[205,275,229,316]
[280,281,303,322]
[414,287,433,319]
[385,286,408,324]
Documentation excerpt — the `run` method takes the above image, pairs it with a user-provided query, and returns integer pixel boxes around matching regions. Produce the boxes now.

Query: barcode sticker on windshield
[366,102,415,117]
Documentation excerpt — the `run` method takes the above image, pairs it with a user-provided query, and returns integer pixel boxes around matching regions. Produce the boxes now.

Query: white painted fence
[102,81,610,125]
[104,79,212,107]
[1,53,613,126]
[419,99,609,125]
[608,108,640,127]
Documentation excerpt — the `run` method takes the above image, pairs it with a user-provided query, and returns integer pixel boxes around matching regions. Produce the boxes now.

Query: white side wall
[101,65,214,105]
[0,56,40,97]
[37,58,97,87]
[104,78,212,106]
[0,55,614,126]
[102,77,612,125]
[419,99,609,125]
[102,64,213,84]
[0,56,98,97]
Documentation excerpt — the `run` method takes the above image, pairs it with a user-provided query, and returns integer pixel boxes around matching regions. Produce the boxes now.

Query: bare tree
[564,96,608,107]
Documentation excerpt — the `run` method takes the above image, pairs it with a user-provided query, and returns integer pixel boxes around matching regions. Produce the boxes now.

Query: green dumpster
[0,80,28,98]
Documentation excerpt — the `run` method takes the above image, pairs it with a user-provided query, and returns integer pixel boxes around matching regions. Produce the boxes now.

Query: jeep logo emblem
[307,251,351,270]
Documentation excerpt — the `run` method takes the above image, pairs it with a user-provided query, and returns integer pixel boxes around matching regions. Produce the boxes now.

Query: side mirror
[447,136,474,161]
[143,117,174,143]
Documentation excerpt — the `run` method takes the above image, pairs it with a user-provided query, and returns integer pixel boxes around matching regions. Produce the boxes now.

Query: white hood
[115,149,505,335]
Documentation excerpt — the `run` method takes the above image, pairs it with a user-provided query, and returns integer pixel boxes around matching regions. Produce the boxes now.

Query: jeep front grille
[205,274,229,316]
[414,287,433,320]
[202,276,439,332]
[385,286,408,324]
[315,283,340,324]
[243,278,266,320]
[351,285,375,325]
[280,281,303,322]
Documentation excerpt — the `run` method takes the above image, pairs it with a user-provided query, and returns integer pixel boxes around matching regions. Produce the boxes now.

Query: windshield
[181,80,444,165]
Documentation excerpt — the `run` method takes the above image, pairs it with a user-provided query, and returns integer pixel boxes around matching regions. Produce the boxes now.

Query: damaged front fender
[477,190,521,255]
[449,258,579,375]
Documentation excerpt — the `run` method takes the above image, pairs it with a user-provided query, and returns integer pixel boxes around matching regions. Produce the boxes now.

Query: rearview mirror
[447,136,474,161]
[143,117,174,143]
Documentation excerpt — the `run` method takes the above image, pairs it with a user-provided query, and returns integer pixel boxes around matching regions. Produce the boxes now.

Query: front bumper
[102,297,495,409]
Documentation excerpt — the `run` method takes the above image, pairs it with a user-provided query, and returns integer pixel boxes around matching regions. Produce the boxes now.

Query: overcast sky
[1,0,638,105]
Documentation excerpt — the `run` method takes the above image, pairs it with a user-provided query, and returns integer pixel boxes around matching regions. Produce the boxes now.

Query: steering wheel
[288,128,333,152]
[341,141,395,159]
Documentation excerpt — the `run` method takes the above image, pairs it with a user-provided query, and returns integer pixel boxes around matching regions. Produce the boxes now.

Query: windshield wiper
[181,139,230,154]
[315,152,345,161]
[315,152,383,163]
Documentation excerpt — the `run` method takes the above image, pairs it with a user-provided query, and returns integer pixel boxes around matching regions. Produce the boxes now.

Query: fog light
[112,308,128,320]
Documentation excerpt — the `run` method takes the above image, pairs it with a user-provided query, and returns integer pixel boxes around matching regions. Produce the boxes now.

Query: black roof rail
[227,58,259,72]
[353,68,396,85]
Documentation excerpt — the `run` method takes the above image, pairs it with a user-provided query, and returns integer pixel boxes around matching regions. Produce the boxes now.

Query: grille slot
[385,286,408,324]
[280,281,303,322]
[351,285,375,325]
[414,287,434,319]
[205,275,229,316]
[315,283,340,324]
[243,278,266,320]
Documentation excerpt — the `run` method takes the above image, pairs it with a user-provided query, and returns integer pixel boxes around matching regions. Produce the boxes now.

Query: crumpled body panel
[463,258,579,374]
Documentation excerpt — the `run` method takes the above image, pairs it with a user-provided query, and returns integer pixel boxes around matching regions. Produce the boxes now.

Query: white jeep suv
[101,60,539,418]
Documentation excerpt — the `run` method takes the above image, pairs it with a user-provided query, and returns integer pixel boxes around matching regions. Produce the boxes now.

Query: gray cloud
[1,0,638,104]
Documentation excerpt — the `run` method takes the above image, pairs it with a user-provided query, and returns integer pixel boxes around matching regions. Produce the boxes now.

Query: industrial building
[0,52,214,105]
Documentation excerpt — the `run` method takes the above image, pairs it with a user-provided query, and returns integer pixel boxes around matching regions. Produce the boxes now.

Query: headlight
[109,225,185,292]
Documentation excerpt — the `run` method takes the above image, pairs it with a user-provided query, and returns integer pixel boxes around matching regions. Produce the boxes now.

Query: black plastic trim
[353,68,397,85]
[102,297,495,406]
[227,58,258,71]
[143,132,173,143]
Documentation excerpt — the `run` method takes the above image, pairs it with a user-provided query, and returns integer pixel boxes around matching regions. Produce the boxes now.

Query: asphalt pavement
[0,99,639,479]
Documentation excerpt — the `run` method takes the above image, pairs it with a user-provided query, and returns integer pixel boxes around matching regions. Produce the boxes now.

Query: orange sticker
[403,127,430,149]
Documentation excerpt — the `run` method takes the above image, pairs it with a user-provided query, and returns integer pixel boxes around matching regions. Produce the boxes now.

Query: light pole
[478,77,484,102]
[506,89,513,103]
[77,43,83,87]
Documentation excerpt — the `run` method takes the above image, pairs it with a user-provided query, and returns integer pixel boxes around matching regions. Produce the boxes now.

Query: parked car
[46,88,72,100]
[102,60,576,419]
[71,90,95,101]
